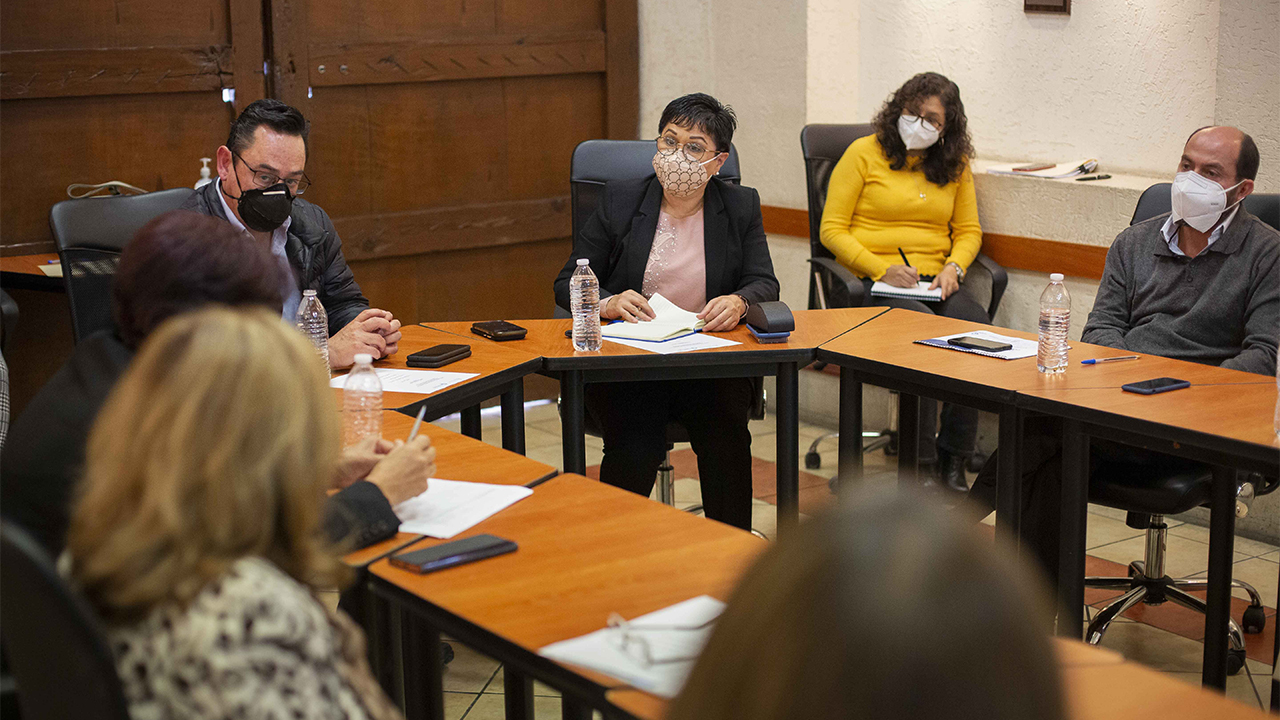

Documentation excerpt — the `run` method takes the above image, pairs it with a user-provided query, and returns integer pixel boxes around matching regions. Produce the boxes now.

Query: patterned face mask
[652,151,719,198]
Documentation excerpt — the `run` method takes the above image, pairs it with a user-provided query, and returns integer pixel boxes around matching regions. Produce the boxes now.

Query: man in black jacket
[182,99,401,369]
[0,211,433,555]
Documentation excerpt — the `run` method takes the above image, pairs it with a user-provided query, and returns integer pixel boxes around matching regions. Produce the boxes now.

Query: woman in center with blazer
[554,93,779,530]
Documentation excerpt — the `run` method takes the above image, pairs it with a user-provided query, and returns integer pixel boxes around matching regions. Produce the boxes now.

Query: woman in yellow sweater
[820,72,986,494]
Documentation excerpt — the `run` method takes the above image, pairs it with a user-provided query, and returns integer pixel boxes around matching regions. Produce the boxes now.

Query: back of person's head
[112,210,284,350]
[68,307,343,624]
[226,98,310,156]
[668,492,1064,720]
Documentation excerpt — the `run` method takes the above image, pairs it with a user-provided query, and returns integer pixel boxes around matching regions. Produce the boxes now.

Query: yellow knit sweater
[819,135,982,281]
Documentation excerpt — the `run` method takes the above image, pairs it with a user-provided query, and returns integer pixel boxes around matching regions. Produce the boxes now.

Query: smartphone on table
[947,336,1013,353]
[389,534,518,574]
[470,321,527,341]
[1121,378,1191,395]
[406,344,471,368]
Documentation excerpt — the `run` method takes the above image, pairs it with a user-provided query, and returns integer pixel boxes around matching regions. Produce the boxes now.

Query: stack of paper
[330,368,478,394]
[540,596,725,698]
[985,159,1098,179]
[601,293,705,341]
[393,479,532,538]
[870,280,942,301]
[914,330,1039,361]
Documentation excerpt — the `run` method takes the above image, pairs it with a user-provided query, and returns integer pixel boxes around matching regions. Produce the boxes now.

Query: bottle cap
[1050,273,1064,281]
[576,258,590,266]
[303,289,317,296]
[354,353,373,365]
[199,158,212,179]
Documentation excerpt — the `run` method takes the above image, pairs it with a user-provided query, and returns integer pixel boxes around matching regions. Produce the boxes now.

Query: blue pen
[47,259,59,264]
[1081,356,1138,365]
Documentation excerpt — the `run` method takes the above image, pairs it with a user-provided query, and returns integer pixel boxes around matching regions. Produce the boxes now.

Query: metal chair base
[657,448,768,540]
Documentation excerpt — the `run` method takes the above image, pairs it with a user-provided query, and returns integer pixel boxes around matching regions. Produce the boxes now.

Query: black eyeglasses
[232,152,312,195]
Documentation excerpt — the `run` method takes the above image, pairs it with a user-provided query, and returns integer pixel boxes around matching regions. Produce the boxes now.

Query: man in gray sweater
[967,126,1278,578]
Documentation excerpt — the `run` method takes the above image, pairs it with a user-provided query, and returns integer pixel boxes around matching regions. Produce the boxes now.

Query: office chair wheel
[1242,605,1266,634]
[805,450,822,470]
[1227,648,1246,676]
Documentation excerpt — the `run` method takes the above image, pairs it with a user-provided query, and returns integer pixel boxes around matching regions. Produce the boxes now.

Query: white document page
[870,280,943,301]
[600,293,706,341]
[393,479,533,539]
[915,329,1040,360]
[539,595,726,698]
[330,368,478,394]
[985,159,1098,179]
[604,333,740,355]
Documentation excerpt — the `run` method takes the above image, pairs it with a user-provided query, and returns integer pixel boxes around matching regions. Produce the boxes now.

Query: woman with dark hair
[668,492,1065,720]
[819,72,986,493]
[553,93,779,530]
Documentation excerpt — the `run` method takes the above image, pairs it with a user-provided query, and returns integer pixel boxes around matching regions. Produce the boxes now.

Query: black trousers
[861,278,988,461]
[965,414,1207,580]
[585,378,755,530]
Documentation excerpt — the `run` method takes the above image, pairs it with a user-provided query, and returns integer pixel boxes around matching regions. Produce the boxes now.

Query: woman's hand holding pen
[881,264,919,288]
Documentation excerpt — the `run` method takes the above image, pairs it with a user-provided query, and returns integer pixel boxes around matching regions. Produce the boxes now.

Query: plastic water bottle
[343,353,382,446]
[295,289,330,370]
[570,258,602,352]
[1037,273,1071,374]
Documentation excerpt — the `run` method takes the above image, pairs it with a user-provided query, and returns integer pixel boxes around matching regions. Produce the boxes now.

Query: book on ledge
[600,293,706,342]
[870,281,943,302]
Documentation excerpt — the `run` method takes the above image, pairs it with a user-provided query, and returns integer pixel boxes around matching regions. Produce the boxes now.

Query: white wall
[1215,0,1280,190]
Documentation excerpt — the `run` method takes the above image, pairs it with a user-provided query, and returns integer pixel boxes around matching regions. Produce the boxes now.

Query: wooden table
[368,473,766,720]
[603,639,1274,720]
[816,308,1276,689]
[427,308,887,532]
[0,252,62,291]
[339,325,543,453]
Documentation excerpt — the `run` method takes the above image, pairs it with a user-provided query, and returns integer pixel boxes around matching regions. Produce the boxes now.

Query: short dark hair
[112,211,285,350]
[1186,126,1260,182]
[226,99,310,157]
[658,93,738,153]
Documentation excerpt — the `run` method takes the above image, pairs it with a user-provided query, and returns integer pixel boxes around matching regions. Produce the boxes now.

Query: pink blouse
[641,208,707,313]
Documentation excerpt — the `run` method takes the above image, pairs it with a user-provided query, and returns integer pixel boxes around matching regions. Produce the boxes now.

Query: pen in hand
[898,248,912,268]
[407,405,427,441]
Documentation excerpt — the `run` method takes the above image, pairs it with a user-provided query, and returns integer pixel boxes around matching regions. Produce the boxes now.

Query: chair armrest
[807,258,865,308]
[971,253,1008,320]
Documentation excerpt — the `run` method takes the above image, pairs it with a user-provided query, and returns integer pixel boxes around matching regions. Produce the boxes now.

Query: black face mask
[222,176,294,233]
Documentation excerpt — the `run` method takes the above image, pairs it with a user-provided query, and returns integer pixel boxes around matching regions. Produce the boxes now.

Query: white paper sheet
[870,280,943,301]
[600,293,706,341]
[539,596,726,698]
[393,479,532,538]
[330,368,478,394]
[985,159,1098,179]
[605,333,741,355]
[914,329,1040,360]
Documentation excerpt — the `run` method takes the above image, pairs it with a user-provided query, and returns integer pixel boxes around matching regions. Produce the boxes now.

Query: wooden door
[0,0,268,254]
[267,0,639,324]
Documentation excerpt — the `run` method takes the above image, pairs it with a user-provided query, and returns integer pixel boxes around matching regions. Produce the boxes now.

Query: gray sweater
[1082,209,1279,377]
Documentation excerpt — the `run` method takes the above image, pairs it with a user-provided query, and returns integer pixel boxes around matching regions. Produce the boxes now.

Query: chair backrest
[0,524,131,720]
[48,187,195,341]
[1131,182,1280,232]
[800,124,876,261]
[568,139,741,243]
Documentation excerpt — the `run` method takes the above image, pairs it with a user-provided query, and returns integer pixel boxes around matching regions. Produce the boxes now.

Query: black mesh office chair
[0,289,17,357]
[0,523,131,720]
[565,139,765,522]
[49,187,194,342]
[1131,182,1280,231]
[1080,189,1278,675]
[799,124,1008,473]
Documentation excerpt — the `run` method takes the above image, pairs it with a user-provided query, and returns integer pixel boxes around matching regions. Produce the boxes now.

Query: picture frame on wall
[1025,0,1070,14]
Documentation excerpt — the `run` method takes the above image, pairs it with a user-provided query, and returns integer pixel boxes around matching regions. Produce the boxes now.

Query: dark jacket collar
[625,177,730,300]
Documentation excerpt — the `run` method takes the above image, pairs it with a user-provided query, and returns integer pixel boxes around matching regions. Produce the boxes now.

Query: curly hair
[872,72,973,187]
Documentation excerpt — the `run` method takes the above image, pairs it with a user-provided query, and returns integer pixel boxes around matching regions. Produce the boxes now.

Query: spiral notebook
[914,330,1039,361]
[870,281,943,301]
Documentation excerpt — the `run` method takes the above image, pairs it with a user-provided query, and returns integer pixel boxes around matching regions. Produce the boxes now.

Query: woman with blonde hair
[67,307,409,719]
[667,492,1064,720]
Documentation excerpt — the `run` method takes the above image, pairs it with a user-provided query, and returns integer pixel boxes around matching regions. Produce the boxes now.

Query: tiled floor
[426,400,1278,714]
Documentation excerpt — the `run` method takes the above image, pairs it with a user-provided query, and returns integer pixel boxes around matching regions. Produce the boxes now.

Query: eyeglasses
[232,152,312,195]
[606,612,716,667]
[655,136,723,163]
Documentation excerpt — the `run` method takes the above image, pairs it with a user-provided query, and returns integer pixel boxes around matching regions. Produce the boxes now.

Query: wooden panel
[1,0,230,51]
[269,0,310,108]
[761,204,810,238]
[307,33,606,88]
[503,74,606,200]
[334,196,569,262]
[305,0,495,44]
[604,0,639,139]
[0,47,232,100]
[0,92,233,251]
[228,0,267,110]
[498,0,602,31]
[981,232,1108,280]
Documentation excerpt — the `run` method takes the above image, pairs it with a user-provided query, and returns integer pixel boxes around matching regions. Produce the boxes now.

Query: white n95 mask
[1170,171,1243,233]
[897,115,941,151]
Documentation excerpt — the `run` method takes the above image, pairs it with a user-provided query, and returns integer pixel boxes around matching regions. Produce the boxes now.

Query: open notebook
[600,293,705,342]
[870,280,942,302]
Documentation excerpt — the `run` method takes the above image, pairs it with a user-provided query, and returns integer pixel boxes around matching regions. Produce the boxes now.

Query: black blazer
[0,331,399,554]
[554,176,780,311]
